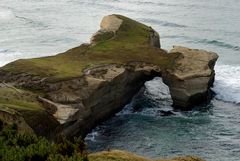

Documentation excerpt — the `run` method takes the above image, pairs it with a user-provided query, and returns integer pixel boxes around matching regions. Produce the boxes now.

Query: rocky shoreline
[0,14,218,160]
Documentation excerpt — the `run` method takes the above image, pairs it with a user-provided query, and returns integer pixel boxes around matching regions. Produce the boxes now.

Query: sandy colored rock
[170,46,218,80]
[100,15,123,32]
[163,46,218,109]
[0,15,218,139]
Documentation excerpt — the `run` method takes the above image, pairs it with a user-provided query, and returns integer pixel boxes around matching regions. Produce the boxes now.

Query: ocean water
[0,0,239,160]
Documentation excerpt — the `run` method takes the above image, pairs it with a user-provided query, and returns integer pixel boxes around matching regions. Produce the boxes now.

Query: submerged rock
[0,14,218,139]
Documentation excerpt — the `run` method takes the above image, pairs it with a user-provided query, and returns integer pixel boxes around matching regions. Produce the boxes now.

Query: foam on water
[213,65,240,104]
[0,8,15,21]
[0,49,22,67]
[0,48,43,67]
[85,131,99,142]
[144,77,172,101]
[86,77,173,141]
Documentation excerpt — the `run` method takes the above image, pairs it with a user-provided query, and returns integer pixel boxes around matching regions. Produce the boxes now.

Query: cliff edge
[0,14,218,139]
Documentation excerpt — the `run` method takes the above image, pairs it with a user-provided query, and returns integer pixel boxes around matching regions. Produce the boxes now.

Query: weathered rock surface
[0,14,218,140]
[90,15,122,44]
[57,63,161,138]
[101,15,123,32]
[163,46,218,109]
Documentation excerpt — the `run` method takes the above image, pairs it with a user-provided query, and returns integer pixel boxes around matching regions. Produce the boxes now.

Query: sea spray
[213,65,240,104]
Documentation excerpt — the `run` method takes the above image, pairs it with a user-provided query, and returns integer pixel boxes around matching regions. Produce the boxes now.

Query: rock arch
[0,15,218,139]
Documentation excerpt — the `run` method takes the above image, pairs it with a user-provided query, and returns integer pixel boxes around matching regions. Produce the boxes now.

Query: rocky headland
[0,14,218,160]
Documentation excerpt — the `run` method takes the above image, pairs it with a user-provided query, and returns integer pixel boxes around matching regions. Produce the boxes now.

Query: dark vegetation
[0,120,88,161]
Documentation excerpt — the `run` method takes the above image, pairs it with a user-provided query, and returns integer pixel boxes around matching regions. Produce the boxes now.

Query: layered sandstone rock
[163,46,218,109]
[163,46,218,110]
[0,14,218,140]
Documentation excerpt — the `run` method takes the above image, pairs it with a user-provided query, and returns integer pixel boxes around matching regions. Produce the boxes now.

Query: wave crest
[213,65,240,104]
[139,18,187,28]
[198,39,240,51]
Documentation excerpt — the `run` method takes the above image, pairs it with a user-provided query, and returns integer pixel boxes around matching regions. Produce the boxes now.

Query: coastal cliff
[0,14,218,141]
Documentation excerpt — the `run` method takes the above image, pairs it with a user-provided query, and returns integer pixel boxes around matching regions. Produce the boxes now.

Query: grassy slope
[88,150,205,161]
[1,15,176,82]
[0,87,59,136]
[0,88,42,111]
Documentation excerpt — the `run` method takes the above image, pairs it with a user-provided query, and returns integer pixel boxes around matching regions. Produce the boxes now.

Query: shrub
[0,120,88,161]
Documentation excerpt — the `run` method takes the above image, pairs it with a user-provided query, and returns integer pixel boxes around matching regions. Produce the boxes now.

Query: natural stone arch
[0,14,218,139]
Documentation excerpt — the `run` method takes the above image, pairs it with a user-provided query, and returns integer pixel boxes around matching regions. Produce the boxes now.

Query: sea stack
[163,46,218,109]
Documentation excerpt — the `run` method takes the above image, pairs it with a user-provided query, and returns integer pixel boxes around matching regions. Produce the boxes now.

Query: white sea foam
[144,77,173,109]
[0,49,24,67]
[85,131,99,142]
[213,65,240,104]
[144,77,172,101]
[0,8,15,21]
[0,48,51,67]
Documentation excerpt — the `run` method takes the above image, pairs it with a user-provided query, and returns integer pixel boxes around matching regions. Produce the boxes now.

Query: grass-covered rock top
[1,14,174,82]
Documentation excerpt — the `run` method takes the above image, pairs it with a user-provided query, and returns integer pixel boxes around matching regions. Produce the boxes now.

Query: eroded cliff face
[163,46,218,109]
[0,14,218,139]
[52,63,162,138]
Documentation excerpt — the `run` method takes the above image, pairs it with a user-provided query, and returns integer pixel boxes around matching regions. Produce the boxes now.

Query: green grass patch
[0,88,42,111]
[0,15,177,82]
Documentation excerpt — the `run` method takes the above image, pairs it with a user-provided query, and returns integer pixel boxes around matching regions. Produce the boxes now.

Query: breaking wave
[213,65,240,104]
